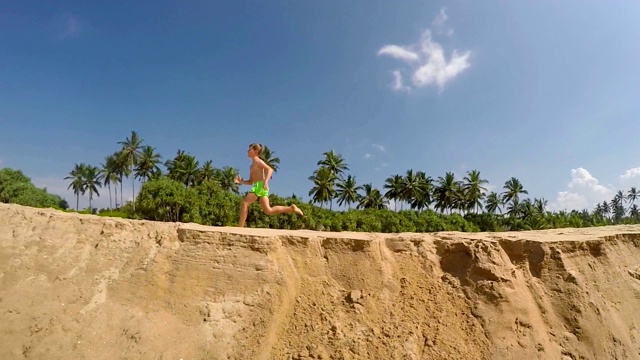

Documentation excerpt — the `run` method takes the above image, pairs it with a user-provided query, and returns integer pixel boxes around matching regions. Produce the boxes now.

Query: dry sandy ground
[1,203,640,360]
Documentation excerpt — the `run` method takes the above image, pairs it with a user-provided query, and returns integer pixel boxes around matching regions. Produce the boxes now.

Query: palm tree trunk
[108,183,112,210]
[120,177,124,208]
[131,173,136,211]
[76,194,79,211]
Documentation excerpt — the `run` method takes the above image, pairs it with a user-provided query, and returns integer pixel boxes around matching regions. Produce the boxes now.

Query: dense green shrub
[135,177,195,222]
[0,168,67,209]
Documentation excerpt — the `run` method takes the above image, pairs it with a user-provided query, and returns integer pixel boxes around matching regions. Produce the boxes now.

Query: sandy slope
[1,203,640,360]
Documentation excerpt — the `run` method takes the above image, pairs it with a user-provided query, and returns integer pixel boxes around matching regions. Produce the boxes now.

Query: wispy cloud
[378,46,421,63]
[391,70,411,93]
[432,8,448,27]
[372,143,386,152]
[377,8,471,93]
[432,8,454,37]
[56,12,83,40]
[363,153,372,160]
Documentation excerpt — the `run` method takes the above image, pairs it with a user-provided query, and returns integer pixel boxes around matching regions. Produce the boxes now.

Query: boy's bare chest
[250,163,264,176]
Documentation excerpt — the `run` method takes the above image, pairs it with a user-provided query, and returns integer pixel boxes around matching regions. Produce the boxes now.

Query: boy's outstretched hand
[234,175,242,184]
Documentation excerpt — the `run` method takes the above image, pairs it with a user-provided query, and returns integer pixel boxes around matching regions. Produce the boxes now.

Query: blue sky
[1,0,640,212]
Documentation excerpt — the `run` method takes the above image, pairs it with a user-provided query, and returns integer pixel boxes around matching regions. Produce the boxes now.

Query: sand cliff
[1,203,639,360]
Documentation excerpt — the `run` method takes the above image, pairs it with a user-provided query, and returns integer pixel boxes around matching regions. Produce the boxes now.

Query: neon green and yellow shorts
[249,181,269,198]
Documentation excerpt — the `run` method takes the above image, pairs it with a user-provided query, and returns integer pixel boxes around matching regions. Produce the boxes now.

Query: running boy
[234,143,304,227]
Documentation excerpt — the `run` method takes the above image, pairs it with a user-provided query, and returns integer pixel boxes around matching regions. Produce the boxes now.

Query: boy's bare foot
[291,204,304,216]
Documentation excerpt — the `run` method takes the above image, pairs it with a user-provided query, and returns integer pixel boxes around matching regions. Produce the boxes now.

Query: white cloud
[620,167,640,183]
[552,191,589,211]
[391,70,411,93]
[372,143,386,152]
[567,168,612,195]
[548,168,614,211]
[378,45,420,63]
[378,18,471,92]
[412,31,471,89]
[363,153,372,160]
[432,8,448,27]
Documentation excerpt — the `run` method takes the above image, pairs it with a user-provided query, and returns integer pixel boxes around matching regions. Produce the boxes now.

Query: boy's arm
[258,159,274,187]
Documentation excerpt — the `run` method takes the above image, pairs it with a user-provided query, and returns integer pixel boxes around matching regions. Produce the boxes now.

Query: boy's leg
[238,192,258,227]
[259,196,304,216]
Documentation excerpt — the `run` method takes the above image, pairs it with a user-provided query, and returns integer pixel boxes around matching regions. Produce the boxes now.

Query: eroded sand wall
[1,203,639,360]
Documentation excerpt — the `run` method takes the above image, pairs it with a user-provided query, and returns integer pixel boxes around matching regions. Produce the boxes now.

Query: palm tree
[335,174,362,209]
[485,191,502,214]
[533,198,547,214]
[198,160,217,184]
[135,145,162,184]
[180,154,200,187]
[317,150,349,179]
[113,151,128,208]
[83,165,102,210]
[316,150,349,209]
[64,163,88,210]
[166,150,199,187]
[357,183,387,210]
[308,166,337,208]
[433,172,459,214]
[501,177,528,209]
[216,167,239,193]
[99,154,120,209]
[506,198,522,218]
[383,174,404,211]
[612,190,625,210]
[260,146,281,173]
[165,149,186,182]
[410,171,433,211]
[519,199,535,220]
[118,131,143,210]
[462,170,488,213]
[400,170,427,211]
[627,187,639,210]
[601,201,611,220]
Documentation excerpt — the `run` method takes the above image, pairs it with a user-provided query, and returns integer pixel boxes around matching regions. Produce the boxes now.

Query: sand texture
[1,203,640,359]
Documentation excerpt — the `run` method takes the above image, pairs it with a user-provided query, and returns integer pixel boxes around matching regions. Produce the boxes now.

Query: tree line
[3,130,639,233]
[306,149,640,223]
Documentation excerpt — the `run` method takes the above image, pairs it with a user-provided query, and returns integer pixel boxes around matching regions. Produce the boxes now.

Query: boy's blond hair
[249,143,263,156]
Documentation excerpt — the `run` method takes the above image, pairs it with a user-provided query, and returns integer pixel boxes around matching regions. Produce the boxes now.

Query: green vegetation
[3,130,640,233]
[0,168,68,210]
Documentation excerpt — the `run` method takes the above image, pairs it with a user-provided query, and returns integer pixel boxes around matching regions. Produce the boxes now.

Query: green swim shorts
[249,181,269,198]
